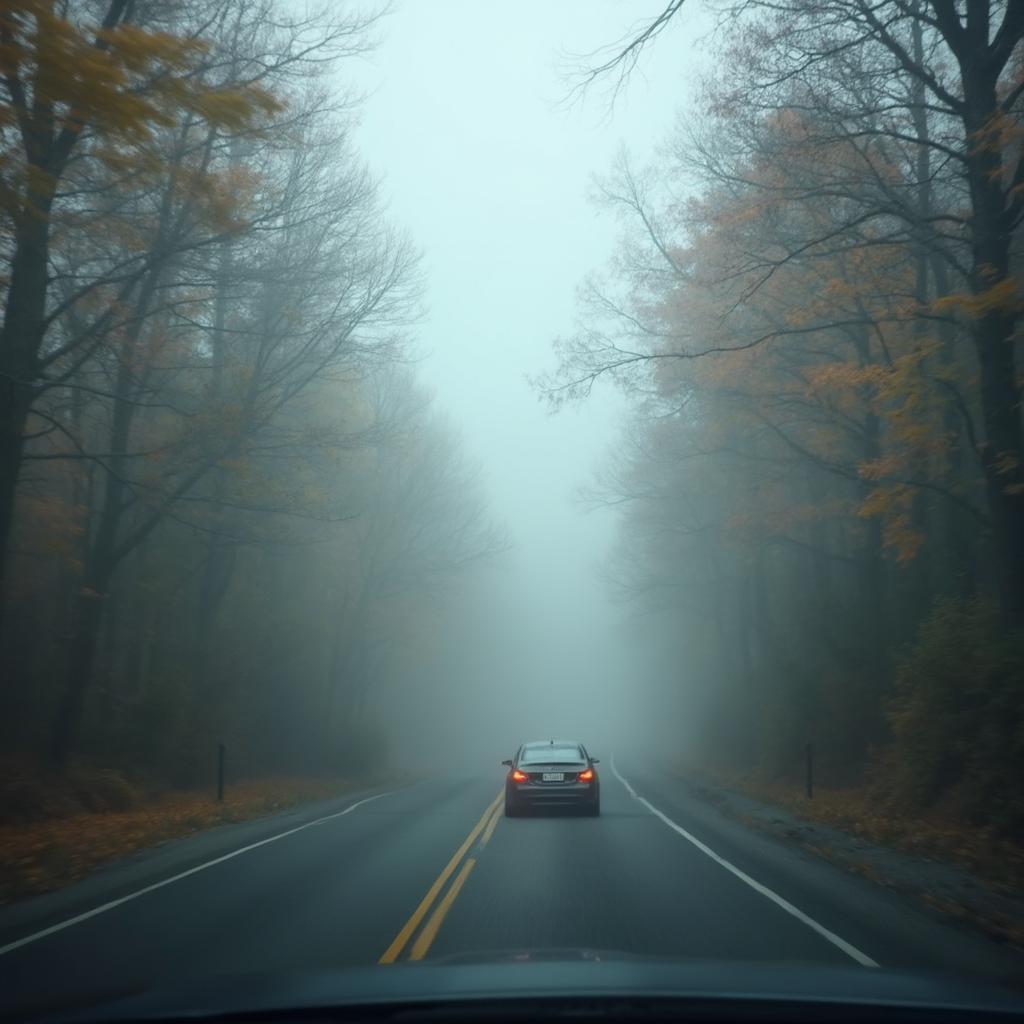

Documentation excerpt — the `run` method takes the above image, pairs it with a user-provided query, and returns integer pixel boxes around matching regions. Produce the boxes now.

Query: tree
[568,0,1024,623]
[552,0,1021,785]
[0,0,285,623]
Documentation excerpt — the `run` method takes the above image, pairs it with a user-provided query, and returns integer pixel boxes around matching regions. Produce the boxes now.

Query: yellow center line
[478,801,502,849]
[408,857,476,961]
[378,790,501,964]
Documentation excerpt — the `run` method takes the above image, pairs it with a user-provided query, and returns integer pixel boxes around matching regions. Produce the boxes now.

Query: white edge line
[610,756,878,968]
[0,788,399,957]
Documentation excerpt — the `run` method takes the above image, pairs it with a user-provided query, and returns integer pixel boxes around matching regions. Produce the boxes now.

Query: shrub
[0,760,141,824]
[68,766,140,813]
[873,598,1024,838]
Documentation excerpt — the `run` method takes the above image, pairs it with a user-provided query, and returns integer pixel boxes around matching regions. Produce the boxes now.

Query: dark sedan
[503,740,600,816]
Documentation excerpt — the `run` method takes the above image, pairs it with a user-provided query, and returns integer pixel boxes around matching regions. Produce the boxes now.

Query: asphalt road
[1,758,1021,1014]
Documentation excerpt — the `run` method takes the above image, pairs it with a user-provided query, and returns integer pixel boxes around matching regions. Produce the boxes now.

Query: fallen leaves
[0,777,358,905]
[708,770,1024,895]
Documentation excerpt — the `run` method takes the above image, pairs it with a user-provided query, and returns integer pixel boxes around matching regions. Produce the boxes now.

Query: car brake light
[578,768,594,781]
[511,769,529,782]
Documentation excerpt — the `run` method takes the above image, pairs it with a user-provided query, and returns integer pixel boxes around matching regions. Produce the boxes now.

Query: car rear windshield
[521,744,584,764]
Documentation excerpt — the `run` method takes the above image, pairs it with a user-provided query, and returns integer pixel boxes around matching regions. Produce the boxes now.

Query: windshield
[521,745,585,764]
[1,0,1023,1016]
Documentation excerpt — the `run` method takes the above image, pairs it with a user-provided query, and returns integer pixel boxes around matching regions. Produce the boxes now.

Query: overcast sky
[348,2,714,750]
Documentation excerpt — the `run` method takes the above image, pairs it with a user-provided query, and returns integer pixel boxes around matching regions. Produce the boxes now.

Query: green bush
[873,598,1024,837]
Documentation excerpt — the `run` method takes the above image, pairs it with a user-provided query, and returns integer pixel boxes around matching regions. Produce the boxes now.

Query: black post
[805,742,813,800]
[217,743,226,802]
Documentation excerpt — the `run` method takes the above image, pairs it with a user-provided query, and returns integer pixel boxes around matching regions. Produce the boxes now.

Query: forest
[1,1,1023,998]
[1,0,1022,851]
[0,0,502,812]
[554,0,1024,836]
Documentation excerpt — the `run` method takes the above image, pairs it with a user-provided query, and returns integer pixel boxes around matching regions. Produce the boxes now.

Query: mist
[2,3,1023,973]
[347,1,712,770]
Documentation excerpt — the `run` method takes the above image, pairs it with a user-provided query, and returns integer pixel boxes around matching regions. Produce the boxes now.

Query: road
[1,758,1021,1013]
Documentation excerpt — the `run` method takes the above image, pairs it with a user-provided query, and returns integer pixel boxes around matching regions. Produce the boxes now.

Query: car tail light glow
[511,769,529,782]
[578,768,594,781]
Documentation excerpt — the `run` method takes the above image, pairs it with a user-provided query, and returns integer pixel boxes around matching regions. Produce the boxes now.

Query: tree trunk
[47,272,156,765]
[191,528,235,700]
[49,582,107,766]
[0,212,52,653]
[960,61,1024,624]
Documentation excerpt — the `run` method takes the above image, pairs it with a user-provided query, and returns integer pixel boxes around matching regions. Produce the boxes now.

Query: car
[40,959,1024,1024]
[503,740,600,817]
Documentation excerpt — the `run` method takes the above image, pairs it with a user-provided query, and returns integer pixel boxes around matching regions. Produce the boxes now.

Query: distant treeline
[555,0,1024,836]
[0,1,501,786]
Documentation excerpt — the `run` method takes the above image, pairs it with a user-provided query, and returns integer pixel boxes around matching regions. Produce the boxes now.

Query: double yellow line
[379,791,503,963]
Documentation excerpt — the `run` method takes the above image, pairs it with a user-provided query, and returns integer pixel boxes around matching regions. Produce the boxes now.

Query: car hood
[41,953,1024,1021]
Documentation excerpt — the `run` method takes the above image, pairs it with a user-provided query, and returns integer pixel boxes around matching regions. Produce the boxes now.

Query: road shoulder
[0,777,410,951]
[664,766,1024,951]
[614,760,1024,981]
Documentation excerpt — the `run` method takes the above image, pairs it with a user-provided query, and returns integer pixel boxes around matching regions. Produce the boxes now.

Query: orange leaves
[190,85,282,132]
[858,484,924,563]
[0,777,358,904]
[0,4,285,187]
[709,767,1024,897]
[857,456,904,483]
[933,277,1023,318]
[2,5,203,143]
[181,163,261,236]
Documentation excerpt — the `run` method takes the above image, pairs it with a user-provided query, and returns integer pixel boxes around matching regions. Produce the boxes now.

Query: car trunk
[519,762,586,783]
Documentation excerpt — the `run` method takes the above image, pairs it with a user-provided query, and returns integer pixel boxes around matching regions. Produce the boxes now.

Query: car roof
[522,739,583,749]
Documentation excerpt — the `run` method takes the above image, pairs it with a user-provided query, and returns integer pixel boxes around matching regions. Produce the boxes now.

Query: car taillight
[511,769,529,782]
[578,768,594,781]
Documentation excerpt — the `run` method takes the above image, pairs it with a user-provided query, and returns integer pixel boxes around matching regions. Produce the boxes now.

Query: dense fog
[1,0,1022,849]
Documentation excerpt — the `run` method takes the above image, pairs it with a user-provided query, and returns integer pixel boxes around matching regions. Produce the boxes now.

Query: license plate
[542,772,564,782]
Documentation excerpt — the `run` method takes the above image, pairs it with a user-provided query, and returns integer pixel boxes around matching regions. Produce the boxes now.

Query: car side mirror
[591,758,600,764]
[501,759,513,767]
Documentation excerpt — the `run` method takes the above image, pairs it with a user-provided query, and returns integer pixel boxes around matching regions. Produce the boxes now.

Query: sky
[346,1,714,756]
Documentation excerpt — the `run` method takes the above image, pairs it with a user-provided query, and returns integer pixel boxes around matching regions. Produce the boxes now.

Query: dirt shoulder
[0,776,387,905]
[668,766,1024,951]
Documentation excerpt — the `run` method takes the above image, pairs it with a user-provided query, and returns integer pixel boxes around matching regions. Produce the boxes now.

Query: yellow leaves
[1,4,287,196]
[703,766,1024,901]
[0,777,356,903]
[191,85,283,131]
[857,456,903,483]
[806,361,885,394]
[182,163,262,235]
[932,277,1023,318]
[858,484,923,563]
[883,512,925,563]
[97,24,206,76]
[858,486,890,520]
[14,10,197,143]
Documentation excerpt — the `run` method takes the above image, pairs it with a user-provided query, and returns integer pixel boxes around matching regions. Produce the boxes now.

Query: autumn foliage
[0,775,366,904]
[0,1,501,818]
[556,1,1024,836]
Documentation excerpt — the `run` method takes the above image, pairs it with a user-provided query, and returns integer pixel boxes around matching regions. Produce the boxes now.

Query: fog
[350,2,711,768]
[1,0,1021,853]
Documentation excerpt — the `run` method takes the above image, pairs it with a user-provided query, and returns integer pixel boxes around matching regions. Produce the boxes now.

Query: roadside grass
[687,768,1024,895]
[678,766,1024,947]
[0,777,365,905]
